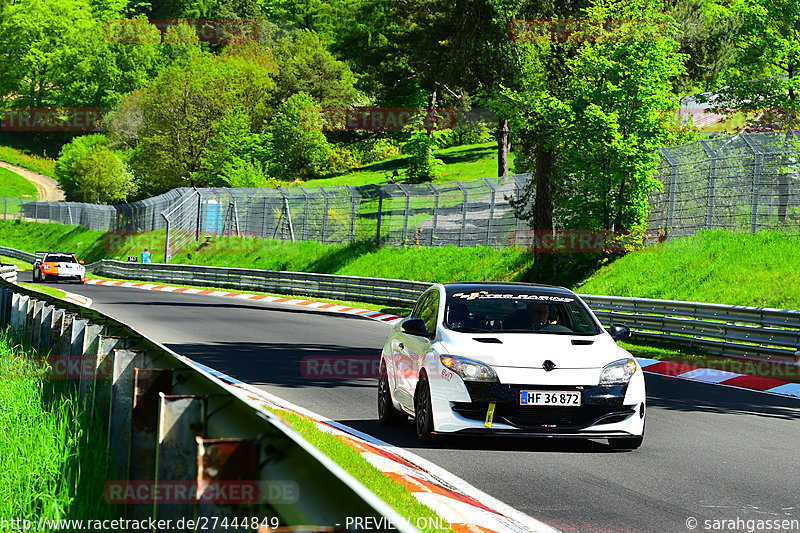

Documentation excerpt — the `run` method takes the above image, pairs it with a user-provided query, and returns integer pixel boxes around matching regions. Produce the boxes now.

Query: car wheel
[608,436,644,450]
[414,373,435,443]
[378,361,407,426]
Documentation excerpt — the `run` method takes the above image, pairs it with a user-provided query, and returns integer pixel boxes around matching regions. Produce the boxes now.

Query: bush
[269,92,332,180]
[325,147,361,173]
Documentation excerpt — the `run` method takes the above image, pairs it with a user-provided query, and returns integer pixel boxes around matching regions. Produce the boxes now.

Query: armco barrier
[0,265,17,283]
[90,260,800,364]
[0,277,417,531]
[88,260,431,307]
[4,246,800,364]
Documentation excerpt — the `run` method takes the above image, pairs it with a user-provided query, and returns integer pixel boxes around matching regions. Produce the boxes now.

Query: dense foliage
[1,0,793,234]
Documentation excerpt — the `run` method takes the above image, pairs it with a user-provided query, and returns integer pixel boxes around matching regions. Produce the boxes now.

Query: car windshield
[45,254,76,263]
[444,289,601,335]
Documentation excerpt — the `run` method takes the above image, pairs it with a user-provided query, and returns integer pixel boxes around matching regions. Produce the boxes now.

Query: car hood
[438,330,628,370]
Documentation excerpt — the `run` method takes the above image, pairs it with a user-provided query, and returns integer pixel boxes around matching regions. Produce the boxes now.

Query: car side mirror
[607,323,632,342]
[79,260,84,264]
[402,318,433,338]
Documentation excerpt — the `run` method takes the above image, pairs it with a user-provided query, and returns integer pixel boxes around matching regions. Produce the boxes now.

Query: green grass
[0,145,57,177]
[1,255,31,271]
[0,330,114,523]
[267,408,457,533]
[575,230,800,309]
[0,220,534,283]
[17,282,67,300]
[0,166,37,199]
[304,142,514,187]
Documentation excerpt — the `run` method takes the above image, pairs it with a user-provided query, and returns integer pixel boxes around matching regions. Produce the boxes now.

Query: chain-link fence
[648,131,800,237]
[4,175,531,254]
[3,131,798,251]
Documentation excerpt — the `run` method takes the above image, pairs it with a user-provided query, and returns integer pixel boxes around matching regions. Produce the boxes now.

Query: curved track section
[61,276,800,533]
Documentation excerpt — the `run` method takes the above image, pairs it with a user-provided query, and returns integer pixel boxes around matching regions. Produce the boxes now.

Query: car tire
[608,436,644,450]
[414,373,435,443]
[378,361,407,426]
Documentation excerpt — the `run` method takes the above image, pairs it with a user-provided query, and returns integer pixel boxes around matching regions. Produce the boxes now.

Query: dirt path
[0,161,64,201]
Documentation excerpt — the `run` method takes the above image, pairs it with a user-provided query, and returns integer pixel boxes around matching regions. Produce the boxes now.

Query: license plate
[520,390,581,406]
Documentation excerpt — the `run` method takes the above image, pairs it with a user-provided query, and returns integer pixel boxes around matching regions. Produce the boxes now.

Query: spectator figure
[141,248,152,263]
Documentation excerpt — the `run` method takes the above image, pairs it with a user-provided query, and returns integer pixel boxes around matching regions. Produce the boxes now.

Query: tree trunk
[497,118,509,177]
[426,89,438,139]
[530,142,556,282]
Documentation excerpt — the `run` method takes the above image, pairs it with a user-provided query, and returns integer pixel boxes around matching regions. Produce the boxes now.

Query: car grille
[452,402,635,430]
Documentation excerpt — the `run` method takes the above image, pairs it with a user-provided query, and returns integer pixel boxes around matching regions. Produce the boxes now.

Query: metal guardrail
[0,245,39,264]
[3,246,799,364]
[0,277,417,531]
[89,260,432,307]
[0,265,17,283]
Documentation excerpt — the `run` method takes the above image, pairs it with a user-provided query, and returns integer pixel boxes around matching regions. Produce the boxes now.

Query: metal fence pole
[510,174,527,247]
[374,184,383,247]
[659,148,678,236]
[300,188,310,241]
[195,189,202,241]
[162,213,170,262]
[427,184,439,246]
[482,178,497,246]
[397,184,410,245]
[740,133,761,234]
[319,187,330,244]
[698,141,716,230]
[455,181,468,247]
[344,185,357,244]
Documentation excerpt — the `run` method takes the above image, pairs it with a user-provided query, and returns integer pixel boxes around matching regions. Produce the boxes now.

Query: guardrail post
[196,438,259,523]
[10,293,27,333]
[155,394,204,522]
[37,305,55,356]
[48,308,65,355]
[0,287,11,324]
[28,300,44,347]
[93,336,126,424]
[77,325,104,402]
[108,349,146,481]
[129,368,174,519]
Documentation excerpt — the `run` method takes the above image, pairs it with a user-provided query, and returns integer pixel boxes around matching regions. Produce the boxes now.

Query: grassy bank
[0,331,112,521]
[575,230,800,309]
[0,145,57,177]
[0,220,534,283]
[4,221,800,310]
[0,166,38,199]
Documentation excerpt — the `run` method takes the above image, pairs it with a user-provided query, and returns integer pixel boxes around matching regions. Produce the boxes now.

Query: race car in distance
[32,252,86,284]
[377,282,645,449]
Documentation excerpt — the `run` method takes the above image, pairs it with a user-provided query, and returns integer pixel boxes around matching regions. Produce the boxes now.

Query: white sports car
[377,283,645,449]
[32,252,86,283]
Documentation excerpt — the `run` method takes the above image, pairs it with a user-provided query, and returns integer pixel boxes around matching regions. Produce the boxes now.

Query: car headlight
[440,355,498,382]
[599,358,637,385]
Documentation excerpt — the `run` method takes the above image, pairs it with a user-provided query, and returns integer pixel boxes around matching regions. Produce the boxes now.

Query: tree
[0,0,161,109]
[269,92,332,179]
[55,134,136,203]
[712,0,799,123]
[124,47,277,195]
[271,29,359,107]
[72,147,137,204]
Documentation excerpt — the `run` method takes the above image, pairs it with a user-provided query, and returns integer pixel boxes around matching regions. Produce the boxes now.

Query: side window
[420,292,440,333]
[412,292,432,319]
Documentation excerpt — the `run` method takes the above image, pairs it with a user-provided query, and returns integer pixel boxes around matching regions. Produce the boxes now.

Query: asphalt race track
[59,276,800,533]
